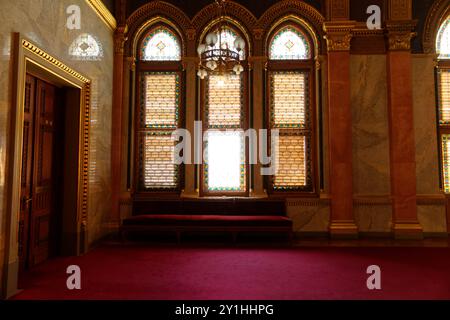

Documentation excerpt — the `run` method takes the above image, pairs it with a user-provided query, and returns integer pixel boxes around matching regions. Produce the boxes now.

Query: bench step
[123,214,293,227]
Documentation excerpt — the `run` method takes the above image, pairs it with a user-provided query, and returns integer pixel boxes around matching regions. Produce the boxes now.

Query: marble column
[324,21,358,238]
[181,57,199,198]
[386,21,423,239]
[249,56,268,198]
[110,26,127,224]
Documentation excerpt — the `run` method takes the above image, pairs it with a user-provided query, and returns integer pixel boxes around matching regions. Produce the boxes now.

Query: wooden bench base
[120,215,294,244]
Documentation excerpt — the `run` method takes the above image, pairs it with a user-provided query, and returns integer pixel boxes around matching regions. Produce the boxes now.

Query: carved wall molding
[126,1,193,56]
[416,194,446,206]
[423,0,450,54]
[259,0,325,54]
[388,0,412,21]
[326,0,350,21]
[353,195,392,207]
[286,196,331,207]
[125,0,326,57]
[192,0,258,37]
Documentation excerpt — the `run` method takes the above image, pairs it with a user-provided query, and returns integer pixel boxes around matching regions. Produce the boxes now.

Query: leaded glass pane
[142,134,178,189]
[142,73,180,128]
[269,27,310,60]
[274,135,307,189]
[141,27,181,61]
[439,70,450,124]
[205,131,245,192]
[270,71,308,128]
[206,74,242,129]
[437,17,450,59]
[442,134,450,192]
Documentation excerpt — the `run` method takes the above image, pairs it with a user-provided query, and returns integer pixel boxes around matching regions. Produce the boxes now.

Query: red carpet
[12,244,450,300]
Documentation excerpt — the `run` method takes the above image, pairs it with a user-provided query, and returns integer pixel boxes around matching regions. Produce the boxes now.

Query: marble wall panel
[354,204,392,233]
[417,204,447,233]
[287,199,330,233]
[412,54,441,195]
[350,55,390,195]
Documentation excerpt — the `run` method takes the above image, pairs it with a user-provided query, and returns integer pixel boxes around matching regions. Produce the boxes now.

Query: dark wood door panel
[19,75,35,272]
[20,75,61,274]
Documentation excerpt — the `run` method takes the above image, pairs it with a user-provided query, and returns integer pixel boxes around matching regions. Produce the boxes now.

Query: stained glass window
[204,74,246,192]
[437,17,450,59]
[437,17,450,193]
[139,72,181,190]
[269,27,311,60]
[211,27,246,60]
[141,26,181,61]
[269,71,311,191]
[69,34,103,60]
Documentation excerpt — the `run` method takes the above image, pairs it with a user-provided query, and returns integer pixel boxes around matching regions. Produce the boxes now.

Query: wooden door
[19,75,60,272]
[18,75,35,272]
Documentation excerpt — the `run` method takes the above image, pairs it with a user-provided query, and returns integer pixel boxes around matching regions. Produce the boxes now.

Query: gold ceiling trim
[85,0,117,31]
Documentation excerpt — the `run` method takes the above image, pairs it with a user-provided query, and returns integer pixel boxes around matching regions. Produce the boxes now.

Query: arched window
[69,34,103,60]
[201,25,248,195]
[437,16,450,192]
[135,24,183,192]
[267,23,315,193]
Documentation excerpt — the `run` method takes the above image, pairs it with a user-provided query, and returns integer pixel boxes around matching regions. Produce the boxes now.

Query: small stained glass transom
[141,26,181,61]
[269,26,311,60]
[69,34,103,60]
[437,17,450,59]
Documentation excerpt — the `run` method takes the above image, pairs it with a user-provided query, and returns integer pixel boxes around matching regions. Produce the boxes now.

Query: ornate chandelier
[197,0,246,79]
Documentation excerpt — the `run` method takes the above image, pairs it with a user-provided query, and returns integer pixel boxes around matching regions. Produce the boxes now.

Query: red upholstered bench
[120,214,293,243]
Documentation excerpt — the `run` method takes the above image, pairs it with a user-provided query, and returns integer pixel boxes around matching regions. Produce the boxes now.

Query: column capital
[323,21,355,52]
[385,20,417,51]
[114,25,128,55]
